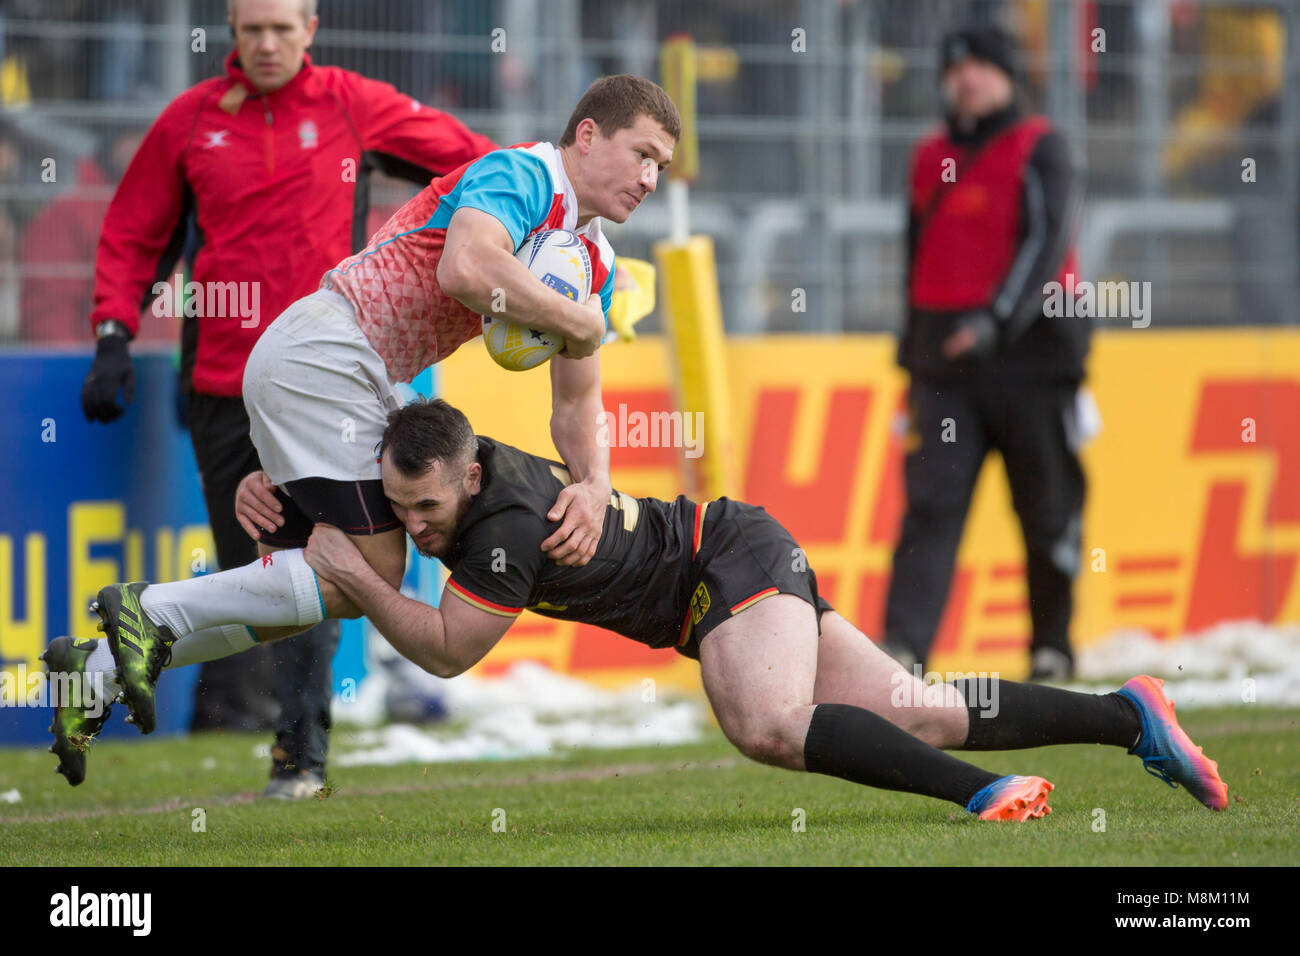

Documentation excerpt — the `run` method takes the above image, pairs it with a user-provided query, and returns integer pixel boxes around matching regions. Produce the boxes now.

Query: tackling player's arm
[543,350,611,566]
[437,206,605,358]
[302,523,514,677]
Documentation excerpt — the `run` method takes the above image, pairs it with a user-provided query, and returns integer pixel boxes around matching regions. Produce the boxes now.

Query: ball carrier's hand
[81,322,136,423]
[235,470,284,541]
[438,207,606,359]
[542,479,606,566]
[560,294,607,360]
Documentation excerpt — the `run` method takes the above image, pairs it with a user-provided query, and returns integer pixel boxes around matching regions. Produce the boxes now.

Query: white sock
[78,625,255,712]
[166,624,258,670]
[139,549,325,637]
[84,639,121,705]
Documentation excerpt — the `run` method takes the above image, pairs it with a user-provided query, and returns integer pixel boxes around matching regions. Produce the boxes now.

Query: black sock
[952,678,1142,751]
[803,703,1001,808]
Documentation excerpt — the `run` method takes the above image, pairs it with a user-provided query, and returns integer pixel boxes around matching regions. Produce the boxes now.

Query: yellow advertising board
[442,330,1300,687]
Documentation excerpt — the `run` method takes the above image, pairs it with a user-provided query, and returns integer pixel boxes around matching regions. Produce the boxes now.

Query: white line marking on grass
[0,758,743,826]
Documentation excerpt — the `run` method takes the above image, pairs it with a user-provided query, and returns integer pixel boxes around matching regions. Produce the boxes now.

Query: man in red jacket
[77,0,497,798]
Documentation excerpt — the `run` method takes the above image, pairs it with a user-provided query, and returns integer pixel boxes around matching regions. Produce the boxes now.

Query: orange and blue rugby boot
[1116,675,1228,811]
[966,775,1055,822]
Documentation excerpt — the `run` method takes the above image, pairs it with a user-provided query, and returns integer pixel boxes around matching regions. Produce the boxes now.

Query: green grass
[1,706,1296,865]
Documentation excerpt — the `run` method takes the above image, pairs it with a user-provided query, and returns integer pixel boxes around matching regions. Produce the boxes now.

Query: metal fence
[2,0,1297,344]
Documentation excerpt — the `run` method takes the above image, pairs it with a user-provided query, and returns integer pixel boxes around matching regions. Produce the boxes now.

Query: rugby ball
[482,229,591,371]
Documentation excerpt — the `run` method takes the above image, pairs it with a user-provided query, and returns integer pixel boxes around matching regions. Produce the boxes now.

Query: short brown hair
[379,399,477,477]
[559,74,681,147]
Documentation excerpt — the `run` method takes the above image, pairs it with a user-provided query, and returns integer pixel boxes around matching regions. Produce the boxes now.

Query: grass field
[1,705,1296,866]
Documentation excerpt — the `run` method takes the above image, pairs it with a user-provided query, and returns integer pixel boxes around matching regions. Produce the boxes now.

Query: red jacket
[91,51,497,396]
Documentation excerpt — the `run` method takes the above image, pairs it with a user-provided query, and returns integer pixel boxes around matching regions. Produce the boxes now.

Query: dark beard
[414,540,447,561]
[409,486,475,563]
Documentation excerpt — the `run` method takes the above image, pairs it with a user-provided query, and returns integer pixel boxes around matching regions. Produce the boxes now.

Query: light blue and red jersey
[323,141,616,384]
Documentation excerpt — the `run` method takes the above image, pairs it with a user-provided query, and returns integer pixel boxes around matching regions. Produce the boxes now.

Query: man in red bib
[885,24,1088,682]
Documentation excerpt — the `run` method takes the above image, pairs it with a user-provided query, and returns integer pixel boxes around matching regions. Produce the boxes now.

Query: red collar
[224,48,314,97]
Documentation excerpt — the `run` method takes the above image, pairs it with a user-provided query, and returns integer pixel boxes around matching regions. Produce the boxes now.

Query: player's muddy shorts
[674,498,835,660]
[243,288,402,542]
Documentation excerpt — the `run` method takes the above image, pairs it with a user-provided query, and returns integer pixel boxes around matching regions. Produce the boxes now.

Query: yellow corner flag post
[655,35,736,499]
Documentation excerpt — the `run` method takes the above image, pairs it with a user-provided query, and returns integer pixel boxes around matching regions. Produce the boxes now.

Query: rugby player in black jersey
[61,398,1229,819]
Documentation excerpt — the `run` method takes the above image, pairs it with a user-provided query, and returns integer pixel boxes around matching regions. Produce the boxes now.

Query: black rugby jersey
[442,437,709,648]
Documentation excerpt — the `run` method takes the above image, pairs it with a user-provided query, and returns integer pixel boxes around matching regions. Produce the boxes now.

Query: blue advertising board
[0,350,208,743]
[0,350,434,745]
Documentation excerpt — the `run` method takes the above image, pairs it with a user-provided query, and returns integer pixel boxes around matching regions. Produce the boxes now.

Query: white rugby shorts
[243,288,402,486]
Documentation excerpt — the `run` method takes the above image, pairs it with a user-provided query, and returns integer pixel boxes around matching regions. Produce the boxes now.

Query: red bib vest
[909,115,1077,311]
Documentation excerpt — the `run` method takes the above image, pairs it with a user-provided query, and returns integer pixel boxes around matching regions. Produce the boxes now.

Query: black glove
[81,332,136,423]
[948,310,999,360]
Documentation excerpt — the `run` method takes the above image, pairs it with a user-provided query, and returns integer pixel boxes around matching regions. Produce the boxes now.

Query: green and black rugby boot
[90,582,175,735]
[42,636,113,786]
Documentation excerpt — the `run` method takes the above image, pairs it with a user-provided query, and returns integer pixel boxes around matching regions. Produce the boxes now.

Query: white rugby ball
[482,229,591,371]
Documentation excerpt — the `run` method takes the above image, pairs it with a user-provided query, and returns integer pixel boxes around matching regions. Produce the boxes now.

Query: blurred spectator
[19,129,179,344]
[4,0,84,103]
[1162,6,1296,323]
[883,24,1088,682]
[0,125,20,339]
[85,1,162,103]
[0,3,33,109]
